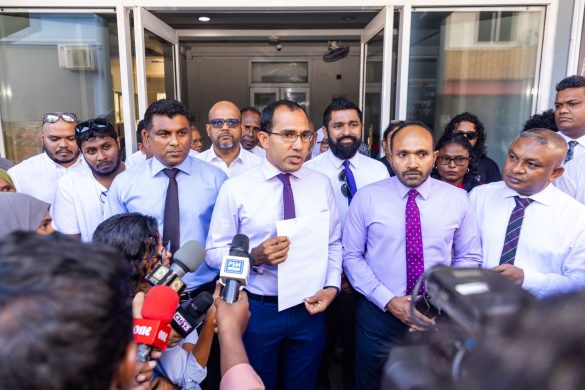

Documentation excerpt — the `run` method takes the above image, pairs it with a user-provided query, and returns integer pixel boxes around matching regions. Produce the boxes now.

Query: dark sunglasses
[75,118,113,134]
[453,131,478,141]
[208,118,241,129]
[42,113,77,124]
[338,169,353,198]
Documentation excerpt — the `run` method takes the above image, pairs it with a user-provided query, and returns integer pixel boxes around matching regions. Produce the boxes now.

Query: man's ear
[110,342,137,390]
[258,131,270,150]
[550,166,565,181]
[432,150,439,167]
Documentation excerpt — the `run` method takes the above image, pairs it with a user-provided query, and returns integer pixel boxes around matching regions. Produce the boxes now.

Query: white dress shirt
[206,160,342,296]
[470,181,585,298]
[8,152,86,204]
[556,154,585,204]
[248,145,266,158]
[304,149,389,225]
[157,330,206,390]
[52,168,108,242]
[559,132,585,161]
[196,146,261,178]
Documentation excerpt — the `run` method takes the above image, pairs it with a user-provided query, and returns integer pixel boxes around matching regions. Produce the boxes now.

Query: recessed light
[198,16,210,22]
[342,16,355,21]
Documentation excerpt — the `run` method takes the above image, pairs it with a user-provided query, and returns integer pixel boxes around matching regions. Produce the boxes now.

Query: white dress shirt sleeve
[206,181,238,269]
[52,175,80,235]
[324,180,342,289]
[103,174,128,219]
[157,331,207,390]
[451,195,483,268]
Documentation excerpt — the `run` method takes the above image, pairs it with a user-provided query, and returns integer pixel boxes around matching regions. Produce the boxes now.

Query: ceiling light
[198,16,210,22]
[342,16,355,21]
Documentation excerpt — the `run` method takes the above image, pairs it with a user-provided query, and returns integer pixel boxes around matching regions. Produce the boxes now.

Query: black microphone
[220,234,251,303]
[145,240,207,294]
[170,291,214,338]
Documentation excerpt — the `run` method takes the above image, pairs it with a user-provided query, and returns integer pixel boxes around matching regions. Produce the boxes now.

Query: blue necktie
[565,141,578,163]
[343,160,358,204]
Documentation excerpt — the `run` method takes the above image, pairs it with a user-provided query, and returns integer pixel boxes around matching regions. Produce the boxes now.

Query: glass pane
[251,62,308,84]
[407,9,543,167]
[144,29,175,104]
[282,88,308,113]
[252,92,277,112]
[363,30,384,157]
[0,13,122,163]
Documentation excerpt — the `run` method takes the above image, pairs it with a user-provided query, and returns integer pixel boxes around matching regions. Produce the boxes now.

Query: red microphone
[134,285,179,361]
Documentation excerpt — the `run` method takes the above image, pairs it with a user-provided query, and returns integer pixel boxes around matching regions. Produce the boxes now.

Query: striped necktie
[499,196,534,265]
[564,140,578,163]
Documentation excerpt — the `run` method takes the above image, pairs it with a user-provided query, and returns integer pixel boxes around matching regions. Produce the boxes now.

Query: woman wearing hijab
[0,169,15,193]
[0,192,53,237]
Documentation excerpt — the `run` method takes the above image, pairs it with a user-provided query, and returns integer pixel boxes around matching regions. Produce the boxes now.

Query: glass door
[134,7,180,119]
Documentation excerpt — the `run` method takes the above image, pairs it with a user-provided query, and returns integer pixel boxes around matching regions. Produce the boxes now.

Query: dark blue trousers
[355,295,408,390]
[243,300,326,390]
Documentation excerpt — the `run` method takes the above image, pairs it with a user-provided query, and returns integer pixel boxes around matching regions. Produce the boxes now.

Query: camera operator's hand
[131,350,162,390]
[492,264,524,285]
[386,295,434,331]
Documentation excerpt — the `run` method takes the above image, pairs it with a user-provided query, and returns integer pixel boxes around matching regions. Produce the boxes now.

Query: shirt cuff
[324,269,341,290]
[220,363,265,390]
[522,269,544,296]
[370,284,396,312]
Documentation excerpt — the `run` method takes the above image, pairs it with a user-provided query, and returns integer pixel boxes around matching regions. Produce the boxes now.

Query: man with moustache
[197,101,261,178]
[554,75,585,162]
[191,125,205,153]
[52,118,125,242]
[8,112,85,203]
[470,128,585,298]
[240,107,266,158]
[343,121,482,390]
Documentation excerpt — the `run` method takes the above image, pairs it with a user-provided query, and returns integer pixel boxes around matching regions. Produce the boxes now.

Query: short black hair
[260,100,307,133]
[383,121,406,142]
[522,109,557,133]
[93,213,160,296]
[432,133,481,192]
[137,120,145,143]
[0,232,132,390]
[322,97,363,129]
[241,107,261,117]
[556,75,585,92]
[75,118,118,148]
[390,120,435,151]
[143,99,190,132]
[444,112,487,158]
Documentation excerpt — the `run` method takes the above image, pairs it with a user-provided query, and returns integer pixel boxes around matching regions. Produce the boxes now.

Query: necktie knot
[163,168,179,179]
[408,188,419,199]
[565,141,578,163]
[514,196,533,209]
[277,173,291,187]
[343,160,351,169]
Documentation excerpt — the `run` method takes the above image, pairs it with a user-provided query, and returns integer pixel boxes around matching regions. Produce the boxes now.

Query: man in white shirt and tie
[554,75,585,163]
[470,128,585,299]
[8,112,85,203]
[197,101,261,178]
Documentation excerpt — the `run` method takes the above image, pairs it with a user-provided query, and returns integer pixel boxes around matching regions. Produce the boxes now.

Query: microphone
[170,291,214,338]
[145,240,207,294]
[220,234,251,303]
[134,285,180,362]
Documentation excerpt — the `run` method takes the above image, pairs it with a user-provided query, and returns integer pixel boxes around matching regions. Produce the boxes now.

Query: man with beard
[305,98,388,223]
[240,107,266,158]
[52,119,125,242]
[197,101,261,178]
[343,121,482,390]
[8,112,85,203]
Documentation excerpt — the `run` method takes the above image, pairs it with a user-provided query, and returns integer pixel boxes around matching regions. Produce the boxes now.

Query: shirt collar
[261,159,306,181]
[501,182,554,207]
[208,145,244,164]
[559,131,585,146]
[326,149,361,170]
[150,155,192,177]
[393,175,432,200]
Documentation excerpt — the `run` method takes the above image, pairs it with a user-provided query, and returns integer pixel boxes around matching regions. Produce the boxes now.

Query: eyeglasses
[268,131,314,143]
[42,113,77,124]
[75,118,113,134]
[338,169,353,198]
[208,118,241,129]
[437,155,470,166]
[453,131,478,141]
[318,140,330,147]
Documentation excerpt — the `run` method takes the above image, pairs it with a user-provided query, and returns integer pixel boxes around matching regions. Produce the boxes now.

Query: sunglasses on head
[208,118,241,129]
[75,118,113,134]
[42,113,77,124]
[453,131,478,141]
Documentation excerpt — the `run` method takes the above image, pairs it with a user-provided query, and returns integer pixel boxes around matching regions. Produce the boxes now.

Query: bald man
[197,101,261,178]
[470,128,585,298]
[343,121,482,389]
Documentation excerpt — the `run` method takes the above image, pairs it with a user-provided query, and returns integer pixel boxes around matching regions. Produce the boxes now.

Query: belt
[245,291,278,304]
[180,278,218,301]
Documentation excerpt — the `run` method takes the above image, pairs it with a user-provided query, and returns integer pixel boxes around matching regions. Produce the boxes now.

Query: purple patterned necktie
[499,196,534,265]
[277,173,296,220]
[405,188,424,295]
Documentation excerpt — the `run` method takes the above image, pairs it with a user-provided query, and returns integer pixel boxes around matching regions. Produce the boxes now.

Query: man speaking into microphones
[205,100,342,390]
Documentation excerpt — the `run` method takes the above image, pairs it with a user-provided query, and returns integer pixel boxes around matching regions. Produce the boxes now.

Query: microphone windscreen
[189,291,214,314]
[172,240,206,273]
[230,234,250,255]
[141,285,179,324]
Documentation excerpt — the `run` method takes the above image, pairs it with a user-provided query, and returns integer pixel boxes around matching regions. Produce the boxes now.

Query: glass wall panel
[407,9,543,167]
[144,29,175,104]
[0,12,121,163]
[363,30,383,156]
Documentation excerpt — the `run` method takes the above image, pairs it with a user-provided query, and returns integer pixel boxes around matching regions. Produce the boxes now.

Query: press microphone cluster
[171,291,214,338]
[145,240,206,294]
[134,285,179,362]
[220,234,252,303]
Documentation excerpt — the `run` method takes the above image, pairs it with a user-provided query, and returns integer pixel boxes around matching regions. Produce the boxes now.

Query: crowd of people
[1,74,585,390]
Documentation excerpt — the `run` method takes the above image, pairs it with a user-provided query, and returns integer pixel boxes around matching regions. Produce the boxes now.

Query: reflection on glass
[144,29,175,105]
[251,62,309,84]
[0,13,121,163]
[252,92,278,112]
[407,10,543,166]
[363,30,384,156]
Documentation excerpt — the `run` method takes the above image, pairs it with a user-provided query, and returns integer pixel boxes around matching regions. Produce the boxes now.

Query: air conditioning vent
[58,45,96,71]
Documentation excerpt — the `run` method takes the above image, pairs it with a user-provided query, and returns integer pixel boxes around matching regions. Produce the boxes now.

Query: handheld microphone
[145,240,207,294]
[134,285,180,361]
[220,234,251,303]
[170,291,214,338]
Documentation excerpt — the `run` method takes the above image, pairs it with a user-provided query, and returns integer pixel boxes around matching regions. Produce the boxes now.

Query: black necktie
[163,168,180,253]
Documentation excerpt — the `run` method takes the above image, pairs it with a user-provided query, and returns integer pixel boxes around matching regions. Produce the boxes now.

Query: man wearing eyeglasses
[206,100,342,390]
[196,101,261,178]
[240,107,266,158]
[8,112,85,204]
[52,118,125,242]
